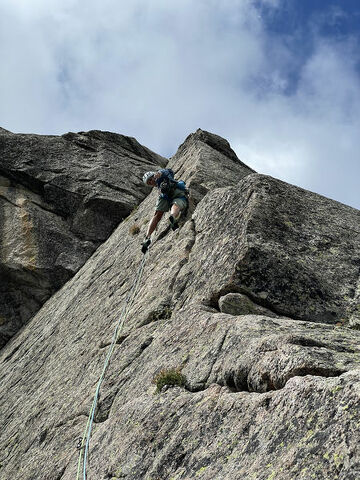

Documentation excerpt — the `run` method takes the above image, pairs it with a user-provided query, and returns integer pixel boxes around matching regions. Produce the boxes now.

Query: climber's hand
[141,237,151,254]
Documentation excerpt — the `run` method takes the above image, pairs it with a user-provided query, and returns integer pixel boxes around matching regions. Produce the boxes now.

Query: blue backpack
[156,169,188,199]
[176,180,187,191]
[155,168,175,185]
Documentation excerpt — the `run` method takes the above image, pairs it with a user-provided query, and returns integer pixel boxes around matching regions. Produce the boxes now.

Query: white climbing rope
[76,252,148,480]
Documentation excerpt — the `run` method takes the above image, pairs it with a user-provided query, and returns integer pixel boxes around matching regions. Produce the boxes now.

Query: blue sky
[259,1,360,89]
[0,0,359,209]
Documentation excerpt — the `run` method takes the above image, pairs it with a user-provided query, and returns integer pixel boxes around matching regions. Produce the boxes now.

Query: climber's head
[143,171,156,186]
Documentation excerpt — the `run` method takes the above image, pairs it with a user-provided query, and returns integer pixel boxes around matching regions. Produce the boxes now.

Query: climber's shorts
[155,195,188,213]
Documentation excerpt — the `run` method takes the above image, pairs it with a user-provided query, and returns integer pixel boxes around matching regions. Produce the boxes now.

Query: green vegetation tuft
[153,366,186,393]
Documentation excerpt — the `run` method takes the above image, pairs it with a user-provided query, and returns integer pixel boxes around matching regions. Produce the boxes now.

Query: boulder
[219,292,279,317]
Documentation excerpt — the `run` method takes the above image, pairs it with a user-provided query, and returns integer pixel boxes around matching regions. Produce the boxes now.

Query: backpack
[157,169,189,199]
[156,169,175,184]
[176,180,186,191]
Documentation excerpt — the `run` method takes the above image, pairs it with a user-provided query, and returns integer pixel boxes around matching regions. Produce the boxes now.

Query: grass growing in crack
[129,224,140,235]
[153,366,186,393]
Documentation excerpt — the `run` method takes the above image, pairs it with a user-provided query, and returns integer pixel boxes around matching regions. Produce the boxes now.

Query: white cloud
[231,32,360,207]
[0,0,359,208]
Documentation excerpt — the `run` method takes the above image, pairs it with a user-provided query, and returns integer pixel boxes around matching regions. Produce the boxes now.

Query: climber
[141,168,189,253]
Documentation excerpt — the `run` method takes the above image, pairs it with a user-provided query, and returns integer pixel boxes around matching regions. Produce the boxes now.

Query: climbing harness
[76,250,149,480]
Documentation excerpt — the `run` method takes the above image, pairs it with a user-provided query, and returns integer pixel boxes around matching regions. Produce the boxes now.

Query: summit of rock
[168,128,255,206]
[178,128,241,162]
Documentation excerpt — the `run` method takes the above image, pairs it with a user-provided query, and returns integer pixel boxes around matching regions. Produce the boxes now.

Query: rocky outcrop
[219,292,280,317]
[0,128,166,347]
[168,128,255,206]
[0,129,359,480]
[178,174,360,325]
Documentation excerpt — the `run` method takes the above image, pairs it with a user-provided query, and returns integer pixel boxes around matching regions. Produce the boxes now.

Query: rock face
[0,129,359,480]
[180,174,360,325]
[0,128,166,347]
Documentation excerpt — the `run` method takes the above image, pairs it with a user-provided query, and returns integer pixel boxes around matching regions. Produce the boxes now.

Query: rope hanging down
[76,252,149,480]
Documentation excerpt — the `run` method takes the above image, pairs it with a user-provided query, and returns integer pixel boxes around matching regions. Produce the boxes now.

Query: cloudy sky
[1,0,359,209]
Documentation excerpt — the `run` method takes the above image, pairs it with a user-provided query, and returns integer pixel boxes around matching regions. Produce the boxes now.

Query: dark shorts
[155,188,188,212]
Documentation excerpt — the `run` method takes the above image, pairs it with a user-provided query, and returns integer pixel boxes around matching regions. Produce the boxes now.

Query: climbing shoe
[169,215,179,231]
[141,237,151,254]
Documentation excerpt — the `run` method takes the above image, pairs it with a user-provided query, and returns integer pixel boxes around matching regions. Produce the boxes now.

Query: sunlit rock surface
[0,129,359,480]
